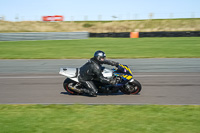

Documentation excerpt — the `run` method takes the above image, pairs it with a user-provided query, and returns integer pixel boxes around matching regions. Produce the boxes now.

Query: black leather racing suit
[78,57,119,96]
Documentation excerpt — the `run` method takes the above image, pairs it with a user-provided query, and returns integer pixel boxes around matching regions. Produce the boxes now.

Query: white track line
[134,75,200,77]
[0,76,63,79]
[0,74,200,79]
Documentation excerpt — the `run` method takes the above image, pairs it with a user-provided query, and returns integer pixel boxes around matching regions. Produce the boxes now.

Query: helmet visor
[99,56,106,61]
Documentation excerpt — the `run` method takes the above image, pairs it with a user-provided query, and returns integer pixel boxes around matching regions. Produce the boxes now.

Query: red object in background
[42,15,64,21]
[54,15,64,21]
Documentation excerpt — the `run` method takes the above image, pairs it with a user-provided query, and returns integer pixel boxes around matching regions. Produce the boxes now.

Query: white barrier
[0,32,89,41]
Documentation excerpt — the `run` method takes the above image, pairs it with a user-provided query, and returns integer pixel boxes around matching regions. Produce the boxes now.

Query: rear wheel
[120,79,142,94]
[63,78,78,95]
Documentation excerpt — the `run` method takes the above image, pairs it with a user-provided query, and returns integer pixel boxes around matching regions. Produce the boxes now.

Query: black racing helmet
[94,50,106,62]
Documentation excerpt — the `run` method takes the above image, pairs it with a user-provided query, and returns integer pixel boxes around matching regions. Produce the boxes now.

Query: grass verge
[0,104,200,133]
[0,37,200,59]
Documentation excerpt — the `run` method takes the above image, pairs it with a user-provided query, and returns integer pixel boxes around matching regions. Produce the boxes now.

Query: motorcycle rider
[77,50,119,97]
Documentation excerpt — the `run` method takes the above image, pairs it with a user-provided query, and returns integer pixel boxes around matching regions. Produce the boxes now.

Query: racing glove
[110,61,119,67]
[104,60,119,67]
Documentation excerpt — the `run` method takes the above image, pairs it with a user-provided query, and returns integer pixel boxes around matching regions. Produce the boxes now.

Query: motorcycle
[59,64,142,95]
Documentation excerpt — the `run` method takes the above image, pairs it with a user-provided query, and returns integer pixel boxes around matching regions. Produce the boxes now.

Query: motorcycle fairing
[59,68,79,82]
[118,64,133,75]
[114,64,133,81]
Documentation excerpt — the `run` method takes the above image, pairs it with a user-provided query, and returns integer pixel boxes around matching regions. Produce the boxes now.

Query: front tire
[63,78,78,95]
[120,79,142,94]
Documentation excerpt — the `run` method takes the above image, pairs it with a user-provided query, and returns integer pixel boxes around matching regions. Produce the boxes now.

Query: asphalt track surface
[0,59,200,105]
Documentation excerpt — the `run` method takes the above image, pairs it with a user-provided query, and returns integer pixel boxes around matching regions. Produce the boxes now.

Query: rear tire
[120,79,142,95]
[63,78,78,95]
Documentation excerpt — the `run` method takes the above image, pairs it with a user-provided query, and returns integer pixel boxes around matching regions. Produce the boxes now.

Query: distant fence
[90,31,200,38]
[90,32,130,38]
[1,31,199,41]
[139,31,200,37]
[0,32,89,41]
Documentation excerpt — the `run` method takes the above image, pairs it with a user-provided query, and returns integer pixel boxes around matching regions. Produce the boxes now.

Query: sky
[1,0,200,21]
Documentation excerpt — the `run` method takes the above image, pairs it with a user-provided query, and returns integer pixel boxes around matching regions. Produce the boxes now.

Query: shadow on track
[60,92,140,97]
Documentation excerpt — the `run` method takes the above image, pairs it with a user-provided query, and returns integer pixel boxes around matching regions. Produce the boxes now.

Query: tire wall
[90,31,200,38]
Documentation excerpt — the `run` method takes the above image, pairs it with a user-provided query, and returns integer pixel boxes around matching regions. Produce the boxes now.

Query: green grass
[0,37,200,59]
[0,104,200,133]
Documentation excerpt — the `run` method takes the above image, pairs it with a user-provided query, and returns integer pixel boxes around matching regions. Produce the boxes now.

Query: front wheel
[120,79,142,94]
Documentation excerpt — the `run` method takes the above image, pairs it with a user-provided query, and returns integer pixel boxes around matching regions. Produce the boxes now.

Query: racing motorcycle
[59,64,142,95]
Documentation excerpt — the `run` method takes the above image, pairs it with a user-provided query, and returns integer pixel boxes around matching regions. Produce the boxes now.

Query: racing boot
[81,88,97,97]
[89,91,97,97]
